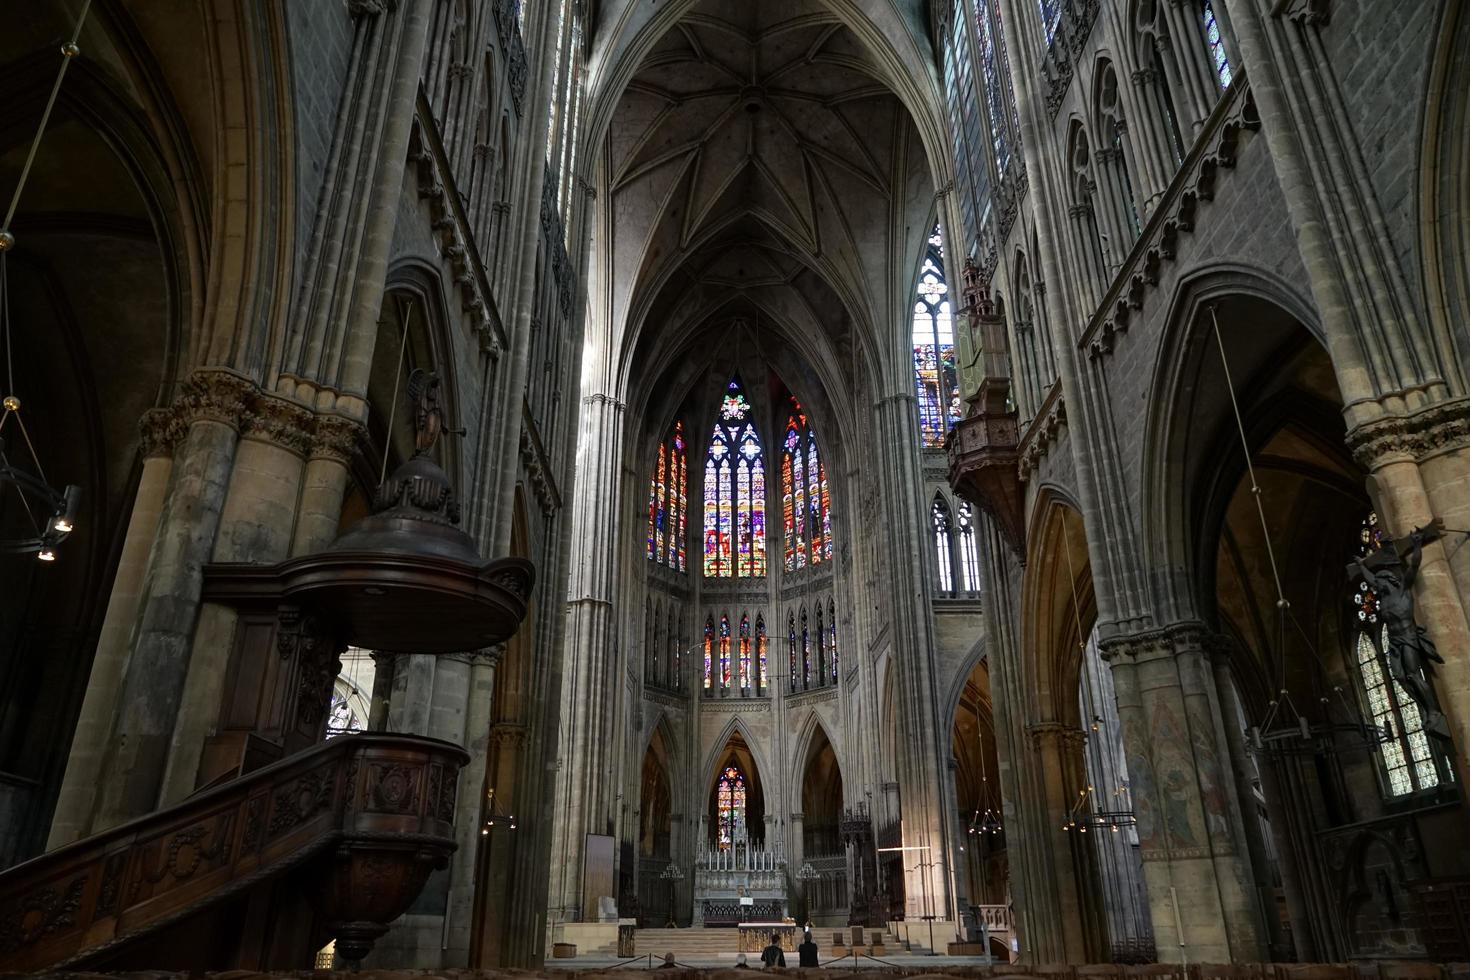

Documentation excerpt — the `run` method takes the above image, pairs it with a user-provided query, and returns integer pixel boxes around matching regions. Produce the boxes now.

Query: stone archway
[797,721,845,923]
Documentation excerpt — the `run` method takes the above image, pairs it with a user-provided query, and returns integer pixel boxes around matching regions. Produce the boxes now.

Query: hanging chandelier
[1,7,89,562]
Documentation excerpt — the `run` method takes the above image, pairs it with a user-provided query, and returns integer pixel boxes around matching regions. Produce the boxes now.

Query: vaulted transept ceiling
[596,0,943,415]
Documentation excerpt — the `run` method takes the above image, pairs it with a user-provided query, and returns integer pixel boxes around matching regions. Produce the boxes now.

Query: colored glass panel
[719,615,731,687]
[703,616,714,689]
[914,229,959,447]
[807,434,822,564]
[782,432,796,571]
[703,378,764,579]
[654,442,667,562]
[1202,0,1233,90]
[828,599,838,682]
[751,452,766,577]
[717,765,746,848]
[757,616,768,690]
[1037,0,1061,45]
[739,615,751,689]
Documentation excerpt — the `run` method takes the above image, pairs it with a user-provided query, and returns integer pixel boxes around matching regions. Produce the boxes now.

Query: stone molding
[700,698,772,713]
[1097,620,1210,663]
[519,423,562,516]
[1346,397,1470,469]
[408,119,505,358]
[139,407,186,459]
[241,391,317,458]
[1017,386,1066,482]
[348,0,397,16]
[312,414,368,464]
[137,371,367,467]
[785,686,839,706]
[643,687,687,709]
[490,722,527,746]
[1083,79,1261,361]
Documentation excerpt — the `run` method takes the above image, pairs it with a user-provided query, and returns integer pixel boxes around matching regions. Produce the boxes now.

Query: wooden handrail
[0,732,469,971]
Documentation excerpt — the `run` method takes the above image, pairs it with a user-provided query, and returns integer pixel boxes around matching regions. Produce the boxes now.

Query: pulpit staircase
[0,734,468,973]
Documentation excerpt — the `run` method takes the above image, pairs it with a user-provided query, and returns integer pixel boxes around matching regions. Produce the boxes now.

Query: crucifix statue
[1349,523,1450,740]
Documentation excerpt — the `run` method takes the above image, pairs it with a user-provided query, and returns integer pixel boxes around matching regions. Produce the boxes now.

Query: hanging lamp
[0,4,90,561]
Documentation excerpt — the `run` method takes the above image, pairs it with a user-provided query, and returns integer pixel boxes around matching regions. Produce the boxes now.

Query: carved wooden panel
[0,734,467,972]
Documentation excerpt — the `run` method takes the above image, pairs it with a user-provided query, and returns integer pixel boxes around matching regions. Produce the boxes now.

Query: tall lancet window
[703,616,715,689]
[704,378,766,578]
[1201,0,1233,90]
[739,614,752,690]
[756,615,769,689]
[717,765,747,849]
[956,500,982,594]
[719,614,732,688]
[647,421,687,570]
[932,495,955,593]
[827,598,838,683]
[782,400,832,571]
[913,226,960,448]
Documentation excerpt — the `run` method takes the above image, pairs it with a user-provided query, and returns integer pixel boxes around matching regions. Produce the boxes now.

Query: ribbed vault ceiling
[608,0,936,400]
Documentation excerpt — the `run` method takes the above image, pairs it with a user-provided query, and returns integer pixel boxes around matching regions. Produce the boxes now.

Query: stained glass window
[739,614,751,690]
[782,400,832,571]
[703,615,714,689]
[1351,512,1442,797]
[827,599,838,683]
[957,500,982,594]
[815,606,826,680]
[1202,0,1233,90]
[976,0,1009,169]
[801,609,811,690]
[914,227,961,448]
[647,421,687,570]
[704,378,765,578]
[944,0,991,245]
[788,614,798,692]
[1038,0,1061,46]
[719,615,732,688]
[717,765,747,849]
[933,495,955,593]
[756,615,768,690]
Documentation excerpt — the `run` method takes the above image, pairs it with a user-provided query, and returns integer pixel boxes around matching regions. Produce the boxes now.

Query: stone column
[1208,648,1287,956]
[368,652,396,730]
[444,646,503,966]
[1025,722,1098,961]
[1102,624,1264,963]
[92,370,251,832]
[159,393,315,805]
[48,417,178,848]
[291,414,365,555]
[550,391,627,921]
[388,653,438,735]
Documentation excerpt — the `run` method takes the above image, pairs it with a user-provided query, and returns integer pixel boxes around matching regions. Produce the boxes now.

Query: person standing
[760,934,786,968]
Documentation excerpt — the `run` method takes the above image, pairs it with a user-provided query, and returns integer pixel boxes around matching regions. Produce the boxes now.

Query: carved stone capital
[139,406,186,459]
[175,369,255,431]
[1346,397,1470,469]
[490,722,527,747]
[241,392,316,457]
[312,414,366,465]
[1098,621,1210,662]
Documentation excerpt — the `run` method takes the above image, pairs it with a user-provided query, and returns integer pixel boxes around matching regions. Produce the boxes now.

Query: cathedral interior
[1,0,1470,974]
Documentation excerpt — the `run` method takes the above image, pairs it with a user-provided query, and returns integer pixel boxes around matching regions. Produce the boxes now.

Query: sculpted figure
[1350,526,1449,739]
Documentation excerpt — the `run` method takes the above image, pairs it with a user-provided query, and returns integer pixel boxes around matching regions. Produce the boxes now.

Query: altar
[692,840,789,927]
[737,922,799,952]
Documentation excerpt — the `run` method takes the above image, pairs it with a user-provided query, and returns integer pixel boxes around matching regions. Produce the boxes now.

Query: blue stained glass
[1202,0,1233,90]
